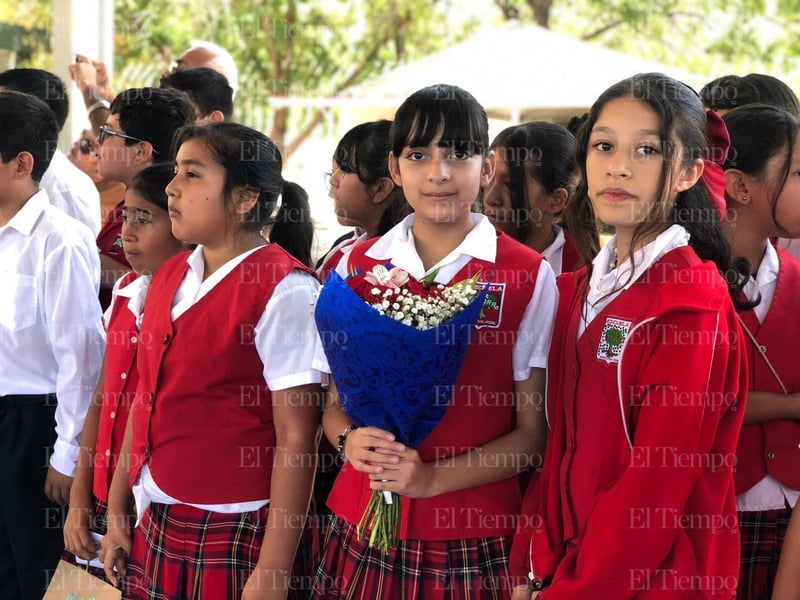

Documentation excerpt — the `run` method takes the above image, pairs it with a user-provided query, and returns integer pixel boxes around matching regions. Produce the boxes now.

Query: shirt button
[767,451,776,460]
[162,334,171,344]
[131,335,137,344]
[120,372,127,380]
[148,393,155,404]
[104,449,110,456]
[110,411,116,419]
[144,447,151,457]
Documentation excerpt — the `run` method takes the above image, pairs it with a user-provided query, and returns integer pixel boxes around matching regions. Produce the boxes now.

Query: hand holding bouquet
[315,264,488,551]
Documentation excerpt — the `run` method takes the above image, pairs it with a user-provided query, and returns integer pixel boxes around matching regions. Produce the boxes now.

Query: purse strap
[737,314,788,394]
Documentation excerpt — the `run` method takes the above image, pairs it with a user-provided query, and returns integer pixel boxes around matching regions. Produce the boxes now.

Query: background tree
[491,0,800,88]
[110,0,476,158]
[2,0,798,158]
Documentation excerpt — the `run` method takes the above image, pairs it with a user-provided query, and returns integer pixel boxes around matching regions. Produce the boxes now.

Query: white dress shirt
[0,190,105,476]
[541,224,567,276]
[580,224,691,336]
[320,213,558,380]
[134,244,324,520]
[103,272,151,330]
[41,149,102,235]
[736,242,799,511]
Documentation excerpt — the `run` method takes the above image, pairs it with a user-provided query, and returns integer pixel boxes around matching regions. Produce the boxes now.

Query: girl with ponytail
[513,73,749,599]
[102,122,323,600]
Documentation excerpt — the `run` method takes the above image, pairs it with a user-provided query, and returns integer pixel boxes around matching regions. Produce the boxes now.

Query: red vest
[735,248,800,493]
[93,271,140,503]
[559,230,582,274]
[527,247,746,597]
[317,235,357,282]
[129,245,310,503]
[326,231,544,540]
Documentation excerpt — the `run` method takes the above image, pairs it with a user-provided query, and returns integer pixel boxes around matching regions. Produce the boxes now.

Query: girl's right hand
[63,487,97,560]
[101,511,132,587]
[344,426,405,475]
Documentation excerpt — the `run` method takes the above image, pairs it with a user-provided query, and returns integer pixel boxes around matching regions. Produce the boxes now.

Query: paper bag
[42,559,121,600]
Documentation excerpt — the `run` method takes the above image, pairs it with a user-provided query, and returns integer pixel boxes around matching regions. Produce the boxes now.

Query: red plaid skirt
[738,506,793,600]
[124,502,314,600]
[310,516,517,599]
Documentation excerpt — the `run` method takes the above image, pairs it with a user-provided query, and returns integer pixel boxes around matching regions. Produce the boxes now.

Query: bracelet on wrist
[87,99,110,115]
[337,424,357,463]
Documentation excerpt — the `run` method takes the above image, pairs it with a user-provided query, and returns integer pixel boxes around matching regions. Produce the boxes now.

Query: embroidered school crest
[596,317,632,363]
[476,281,505,328]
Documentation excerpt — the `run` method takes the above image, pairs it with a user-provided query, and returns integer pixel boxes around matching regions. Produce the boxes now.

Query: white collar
[117,274,151,321]
[589,224,690,298]
[744,241,779,301]
[3,189,49,236]
[365,213,497,282]
[541,225,566,263]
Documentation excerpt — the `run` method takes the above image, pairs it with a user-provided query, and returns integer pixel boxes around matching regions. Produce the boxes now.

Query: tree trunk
[527,0,553,28]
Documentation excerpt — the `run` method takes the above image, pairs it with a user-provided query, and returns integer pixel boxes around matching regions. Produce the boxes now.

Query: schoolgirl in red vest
[63,164,185,571]
[720,104,800,599]
[483,121,587,275]
[100,123,323,600]
[512,73,751,599]
[316,120,408,280]
[310,84,557,599]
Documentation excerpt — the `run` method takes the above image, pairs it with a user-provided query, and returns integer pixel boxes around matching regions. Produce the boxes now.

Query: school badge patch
[476,281,505,328]
[596,317,632,363]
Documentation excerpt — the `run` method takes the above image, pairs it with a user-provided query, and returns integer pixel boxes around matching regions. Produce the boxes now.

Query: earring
[742,195,748,202]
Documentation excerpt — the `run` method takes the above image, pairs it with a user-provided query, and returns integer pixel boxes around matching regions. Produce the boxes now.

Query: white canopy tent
[337,21,710,124]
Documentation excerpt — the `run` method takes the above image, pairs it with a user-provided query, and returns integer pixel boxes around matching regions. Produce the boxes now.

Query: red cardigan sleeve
[540,308,745,599]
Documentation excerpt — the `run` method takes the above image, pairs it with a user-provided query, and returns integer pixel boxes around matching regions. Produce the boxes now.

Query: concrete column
[52,0,114,148]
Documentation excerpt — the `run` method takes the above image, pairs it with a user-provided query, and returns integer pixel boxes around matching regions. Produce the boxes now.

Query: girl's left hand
[369,447,435,498]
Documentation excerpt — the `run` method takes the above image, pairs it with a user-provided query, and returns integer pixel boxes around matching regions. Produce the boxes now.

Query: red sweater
[520,247,747,599]
[326,231,543,540]
[129,245,309,503]
[735,248,800,493]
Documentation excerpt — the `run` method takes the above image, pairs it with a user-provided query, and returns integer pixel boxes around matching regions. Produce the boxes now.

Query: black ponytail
[269,180,314,268]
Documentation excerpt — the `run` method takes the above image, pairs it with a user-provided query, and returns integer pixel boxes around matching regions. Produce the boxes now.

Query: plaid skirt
[123,502,314,600]
[310,516,515,600]
[738,506,793,600]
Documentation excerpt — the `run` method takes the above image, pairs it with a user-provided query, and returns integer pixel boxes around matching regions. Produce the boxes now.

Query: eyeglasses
[120,206,154,226]
[78,137,94,155]
[323,167,342,191]
[98,125,158,154]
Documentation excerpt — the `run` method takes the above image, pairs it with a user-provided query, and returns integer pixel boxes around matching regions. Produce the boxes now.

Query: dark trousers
[0,396,65,600]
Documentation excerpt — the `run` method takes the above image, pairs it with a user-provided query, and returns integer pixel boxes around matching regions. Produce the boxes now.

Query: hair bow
[701,109,730,221]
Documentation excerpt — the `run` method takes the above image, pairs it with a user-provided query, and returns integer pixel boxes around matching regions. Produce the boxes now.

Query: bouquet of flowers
[314,264,489,551]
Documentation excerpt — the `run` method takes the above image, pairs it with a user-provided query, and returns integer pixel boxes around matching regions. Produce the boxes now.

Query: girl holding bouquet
[101,122,323,600]
[512,73,750,599]
[312,84,557,599]
[720,105,800,599]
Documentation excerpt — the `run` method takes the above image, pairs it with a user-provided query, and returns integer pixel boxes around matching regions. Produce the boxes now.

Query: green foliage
[0,0,51,67]
[548,0,800,89]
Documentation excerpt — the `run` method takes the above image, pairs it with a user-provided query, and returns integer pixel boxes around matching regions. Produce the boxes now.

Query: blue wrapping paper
[315,270,488,448]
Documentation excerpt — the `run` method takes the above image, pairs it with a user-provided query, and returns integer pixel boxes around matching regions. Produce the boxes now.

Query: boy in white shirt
[0,91,104,600]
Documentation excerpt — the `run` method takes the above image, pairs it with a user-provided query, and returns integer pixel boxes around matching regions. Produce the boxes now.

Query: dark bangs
[390,84,488,156]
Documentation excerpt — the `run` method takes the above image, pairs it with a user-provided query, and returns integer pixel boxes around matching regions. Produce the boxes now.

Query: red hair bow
[702,109,730,221]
